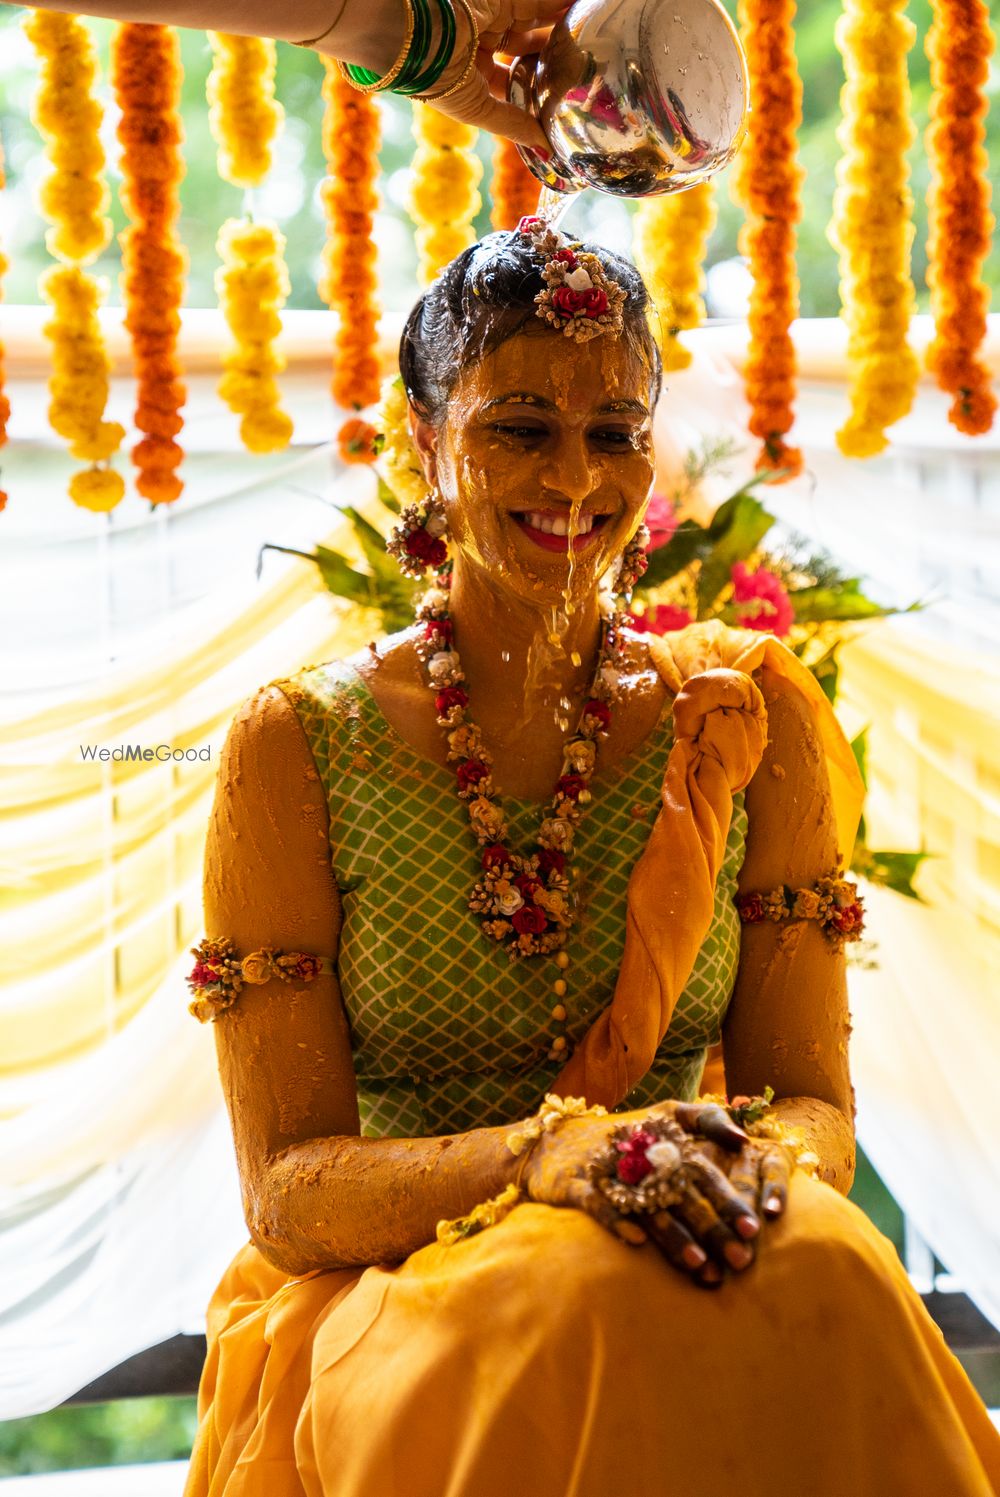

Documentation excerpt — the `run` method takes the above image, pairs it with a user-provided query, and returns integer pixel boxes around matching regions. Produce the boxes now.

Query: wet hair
[399,229,663,424]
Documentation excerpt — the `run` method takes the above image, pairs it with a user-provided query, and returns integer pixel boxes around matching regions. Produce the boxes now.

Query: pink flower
[615,1126,658,1185]
[628,604,693,635]
[730,561,794,638]
[644,494,679,551]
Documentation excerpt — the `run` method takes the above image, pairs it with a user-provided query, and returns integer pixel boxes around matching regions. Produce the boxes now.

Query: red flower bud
[512,904,548,935]
[456,759,489,792]
[556,773,587,801]
[514,873,542,900]
[435,686,468,714]
[736,893,766,924]
[423,618,453,644]
[536,847,567,878]
[831,902,865,936]
[405,527,448,566]
[583,699,612,731]
[482,844,509,872]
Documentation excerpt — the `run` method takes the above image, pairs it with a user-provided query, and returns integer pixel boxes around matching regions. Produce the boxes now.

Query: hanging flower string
[112,22,188,506]
[924,0,996,437]
[24,9,126,512]
[489,136,539,230]
[0,132,10,513]
[206,33,293,452]
[320,61,382,418]
[409,102,482,286]
[733,0,803,479]
[632,184,717,372]
[827,0,920,458]
[415,573,626,960]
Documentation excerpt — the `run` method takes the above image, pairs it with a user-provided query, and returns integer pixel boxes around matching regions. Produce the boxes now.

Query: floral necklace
[414,575,626,979]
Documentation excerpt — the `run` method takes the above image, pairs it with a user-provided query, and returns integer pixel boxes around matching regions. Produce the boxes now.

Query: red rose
[583,699,612,731]
[291,954,322,981]
[405,527,447,566]
[189,960,218,988]
[556,773,587,801]
[423,618,453,644]
[435,686,468,714]
[456,759,489,792]
[482,844,509,872]
[536,847,566,878]
[736,893,766,924]
[517,215,545,234]
[514,873,542,900]
[553,248,577,267]
[512,904,548,935]
[831,902,865,936]
[614,1128,657,1185]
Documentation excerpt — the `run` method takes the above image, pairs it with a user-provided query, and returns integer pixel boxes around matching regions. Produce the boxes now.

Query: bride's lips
[509,509,612,553]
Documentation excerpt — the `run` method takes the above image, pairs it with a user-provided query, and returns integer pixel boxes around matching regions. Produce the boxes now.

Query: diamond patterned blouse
[274,659,749,1140]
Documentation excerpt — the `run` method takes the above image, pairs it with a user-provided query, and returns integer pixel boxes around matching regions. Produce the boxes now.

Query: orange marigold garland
[24,9,126,512]
[409,102,482,286]
[632,184,717,371]
[924,0,996,437]
[112,23,188,506]
[490,136,539,230]
[319,61,382,415]
[733,0,804,479]
[828,0,920,458]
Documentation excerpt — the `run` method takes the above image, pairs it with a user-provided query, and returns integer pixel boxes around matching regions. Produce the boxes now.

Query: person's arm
[721,664,857,1195]
[203,683,525,1278]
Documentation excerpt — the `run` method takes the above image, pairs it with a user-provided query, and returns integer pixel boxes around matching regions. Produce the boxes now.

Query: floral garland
[374,374,431,506]
[319,61,382,414]
[206,33,283,189]
[112,23,188,506]
[215,220,294,453]
[827,0,920,458]
[409,102,482,286]
[736,871,866,951]
[186,935,334,1023]
[924,0,996,437]
[733,0,804,479]
[632,184,717,372]
[489,136,539,230]
[415,574,626,959]
[25,9,126,512]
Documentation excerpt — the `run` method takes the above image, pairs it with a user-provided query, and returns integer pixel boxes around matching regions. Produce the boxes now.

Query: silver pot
[507,0,749,197]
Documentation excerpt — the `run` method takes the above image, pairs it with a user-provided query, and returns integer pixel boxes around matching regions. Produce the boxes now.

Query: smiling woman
[182,220,1000,1497]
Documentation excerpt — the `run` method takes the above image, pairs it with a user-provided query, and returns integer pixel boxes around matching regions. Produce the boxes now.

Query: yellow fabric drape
[553,621,866,1109]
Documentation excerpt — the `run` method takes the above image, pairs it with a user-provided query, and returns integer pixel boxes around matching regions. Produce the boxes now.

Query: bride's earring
[386,490,450,578]
[612,523,650,599]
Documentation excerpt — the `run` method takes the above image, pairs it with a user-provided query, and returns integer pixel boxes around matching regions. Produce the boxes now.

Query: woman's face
[412,328,656,610]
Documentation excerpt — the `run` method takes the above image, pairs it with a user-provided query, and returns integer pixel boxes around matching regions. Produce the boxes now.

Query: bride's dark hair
[399,229,662,423]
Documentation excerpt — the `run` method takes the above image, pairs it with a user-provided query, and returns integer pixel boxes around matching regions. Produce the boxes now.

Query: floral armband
[735,870,865,950]
[186,936,334,1023]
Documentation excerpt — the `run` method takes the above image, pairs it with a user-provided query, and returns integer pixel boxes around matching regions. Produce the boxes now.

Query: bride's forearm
[768,1095,856,1195]
[5,0,401,70]
[249,1124,524,1275]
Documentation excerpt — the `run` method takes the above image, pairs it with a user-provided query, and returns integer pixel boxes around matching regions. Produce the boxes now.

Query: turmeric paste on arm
[722,666,857,1195]
[203,685,525,1277]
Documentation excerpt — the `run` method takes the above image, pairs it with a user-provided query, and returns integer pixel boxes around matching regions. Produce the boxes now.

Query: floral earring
[611,523,650,599]
[386,489,450,578]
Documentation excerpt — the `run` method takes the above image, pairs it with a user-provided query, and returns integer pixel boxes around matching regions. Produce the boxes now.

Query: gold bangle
[413,0,479,101]
[335,0,417,91]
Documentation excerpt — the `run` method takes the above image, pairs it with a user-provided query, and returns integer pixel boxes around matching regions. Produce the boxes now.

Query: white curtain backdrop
[2,313,998,1417]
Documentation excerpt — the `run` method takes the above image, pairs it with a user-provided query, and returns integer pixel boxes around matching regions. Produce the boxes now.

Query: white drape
[2,313,998,1418]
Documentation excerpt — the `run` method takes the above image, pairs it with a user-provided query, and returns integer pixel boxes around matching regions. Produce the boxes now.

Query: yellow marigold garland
[924,0,996,437]
[215,220,294,453]
[632,184,717,372]
[319,61,382,413]
[374,373,431,508]
[409,103,482,286]
[113,23,188,506]
[489,136,539,230]
[24,9,125,512]
[206,34,292,451]
[734,0,804,479]
[827,0,921,458]
[206,33,283,189]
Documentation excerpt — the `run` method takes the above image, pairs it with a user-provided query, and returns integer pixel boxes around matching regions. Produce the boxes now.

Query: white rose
[540,817,574,851]
[425,512,448,539]
[497,889,524,916]
[645,1140,682,1177]
[428,651,460,682]
[565,266,594,291]
[421,587,449,612]
[599,665,620,691]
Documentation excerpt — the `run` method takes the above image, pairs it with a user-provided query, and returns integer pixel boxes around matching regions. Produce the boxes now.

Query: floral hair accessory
[517,215,627,344]
[735,870,866,950]
[587,1114,701,1215]
[186,936,334,1022]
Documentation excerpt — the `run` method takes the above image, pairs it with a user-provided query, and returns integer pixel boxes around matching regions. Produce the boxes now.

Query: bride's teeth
[578,515,594,534]
[551,516,568,537]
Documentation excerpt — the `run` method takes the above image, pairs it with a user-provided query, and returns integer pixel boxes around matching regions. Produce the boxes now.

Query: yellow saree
[184,624,1000,1496]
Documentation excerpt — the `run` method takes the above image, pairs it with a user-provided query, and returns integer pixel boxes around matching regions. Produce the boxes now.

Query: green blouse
[276,658,748,1140]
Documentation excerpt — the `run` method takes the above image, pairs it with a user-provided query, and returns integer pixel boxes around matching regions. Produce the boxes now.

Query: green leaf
[850,728,869,789]
[849,845,937,901]
[341,506,399,584]
[310,543,379,606]
[789,579,917,623]
[376,477,401,515]
[695,491,776,612]
[811,653,840,705]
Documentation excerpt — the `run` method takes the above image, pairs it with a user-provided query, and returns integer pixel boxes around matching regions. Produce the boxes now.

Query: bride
[184,221,1000,1495]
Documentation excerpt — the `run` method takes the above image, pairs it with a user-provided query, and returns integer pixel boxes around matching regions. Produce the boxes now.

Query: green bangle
[394,0,456,95]
[391,0,434,91]
[341,0,421,91]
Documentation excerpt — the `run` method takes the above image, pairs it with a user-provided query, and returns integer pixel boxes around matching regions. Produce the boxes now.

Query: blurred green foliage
[0,0,996,318]
[0,1396,198,1477]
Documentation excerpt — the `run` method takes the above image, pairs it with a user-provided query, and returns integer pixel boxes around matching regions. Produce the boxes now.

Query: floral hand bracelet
[186,935,334,1023]
[736,870,866,949]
